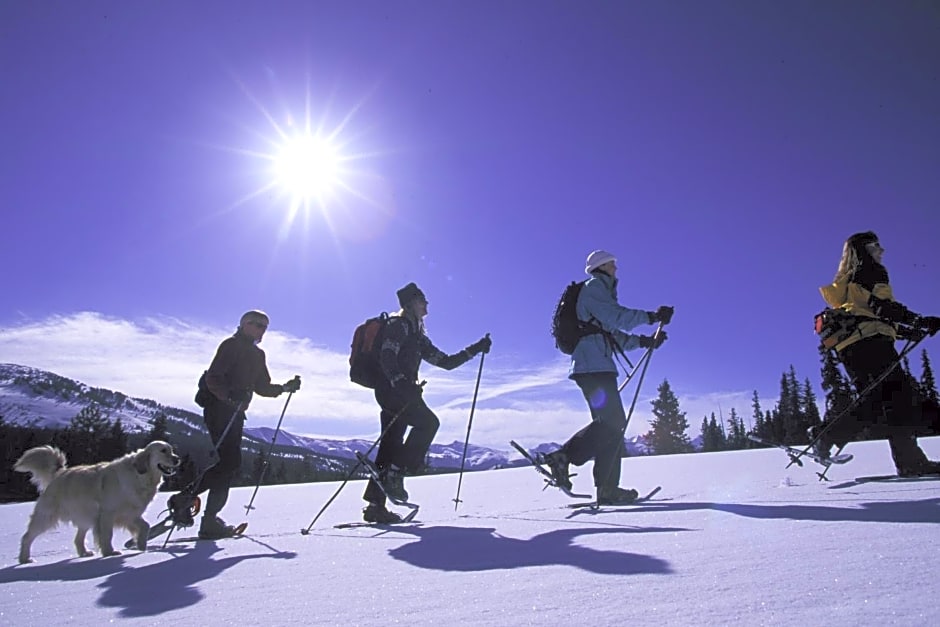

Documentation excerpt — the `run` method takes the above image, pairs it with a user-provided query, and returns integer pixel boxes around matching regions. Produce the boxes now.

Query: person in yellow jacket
[814,231,940,476]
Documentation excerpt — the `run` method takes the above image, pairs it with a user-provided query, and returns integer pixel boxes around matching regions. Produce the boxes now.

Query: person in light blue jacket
[544,250,673,505]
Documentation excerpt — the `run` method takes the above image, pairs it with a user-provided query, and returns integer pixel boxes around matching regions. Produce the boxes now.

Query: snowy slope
[1,438,938,626]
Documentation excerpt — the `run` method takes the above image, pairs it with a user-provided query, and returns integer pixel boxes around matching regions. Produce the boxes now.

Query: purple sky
[2,2,939,443]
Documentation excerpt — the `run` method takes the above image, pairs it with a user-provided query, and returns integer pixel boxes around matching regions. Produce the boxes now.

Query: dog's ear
[133,450,150,475]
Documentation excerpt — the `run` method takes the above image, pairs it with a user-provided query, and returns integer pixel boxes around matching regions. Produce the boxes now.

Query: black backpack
[349,313,390,388]
[814,308,860,352]
[551,281,605,354]
[194,370,214,408]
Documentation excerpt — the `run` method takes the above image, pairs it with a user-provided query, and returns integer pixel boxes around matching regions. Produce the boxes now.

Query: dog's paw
[78,550,94,558]
[101,549,122,557]
[18,556,34,565]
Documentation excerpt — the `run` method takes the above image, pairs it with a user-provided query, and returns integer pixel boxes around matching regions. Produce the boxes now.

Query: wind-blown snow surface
[2,438,938,626]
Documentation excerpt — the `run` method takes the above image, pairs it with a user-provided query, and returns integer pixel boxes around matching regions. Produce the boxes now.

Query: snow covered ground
[2,438,938,626]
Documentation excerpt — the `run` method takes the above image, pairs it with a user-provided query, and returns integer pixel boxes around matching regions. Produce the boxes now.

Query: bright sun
[273,134,342,201]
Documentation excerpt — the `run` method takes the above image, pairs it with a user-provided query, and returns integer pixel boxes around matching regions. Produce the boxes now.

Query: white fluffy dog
[14,440,179,564]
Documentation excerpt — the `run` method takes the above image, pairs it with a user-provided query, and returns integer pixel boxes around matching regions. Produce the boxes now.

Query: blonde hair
[834,231,879,284]
[833,241,863,284]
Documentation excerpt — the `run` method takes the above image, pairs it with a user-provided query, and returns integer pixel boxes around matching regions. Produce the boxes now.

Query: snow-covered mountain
[5,363,640,472]
[0,363,666,474]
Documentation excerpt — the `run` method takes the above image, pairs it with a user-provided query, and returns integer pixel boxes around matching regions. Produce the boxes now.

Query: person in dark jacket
[814,231,940,475]
[199,310,301,538]
[362,282,491,523]
[543,250,673,505]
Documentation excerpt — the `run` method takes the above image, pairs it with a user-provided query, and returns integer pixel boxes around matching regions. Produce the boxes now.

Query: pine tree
[781,366,805,444]
[699,417,711,451]
[148,413,169,442]
[101,417,129,461]
[920,350,939,406]
[66,405,111,465]
[800,378,822,437]
[711,413,726,451]
[750,390,773,443]
[645,379,692,455]
[725,407,748,449]
[700,413,726,452]
[819,347,854,427]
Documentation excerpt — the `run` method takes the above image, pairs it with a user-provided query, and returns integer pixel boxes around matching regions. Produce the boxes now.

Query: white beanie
[585,250,616,274]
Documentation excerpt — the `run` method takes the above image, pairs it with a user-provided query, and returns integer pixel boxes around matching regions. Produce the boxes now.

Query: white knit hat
[585,250,616,274]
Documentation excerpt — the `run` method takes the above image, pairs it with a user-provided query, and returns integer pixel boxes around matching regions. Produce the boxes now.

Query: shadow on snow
[382,524,682,575]
[566,497,940,524]
[0,539,296,618]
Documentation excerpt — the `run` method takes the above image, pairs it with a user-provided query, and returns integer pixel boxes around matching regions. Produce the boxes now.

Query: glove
[870,296,917,325]
[637,331,668,349]
[648,306,675,325]
[282,376,301,394]
[920,316,940,336]
[467,335,492,356]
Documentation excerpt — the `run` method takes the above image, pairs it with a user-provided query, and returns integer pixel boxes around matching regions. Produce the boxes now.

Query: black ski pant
[198,401,245,518]
[562,372,626,489]
[363,385,439,505]
[833,336,939,469]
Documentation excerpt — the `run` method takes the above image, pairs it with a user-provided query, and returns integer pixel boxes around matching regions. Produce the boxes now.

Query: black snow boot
[363,503,403,524]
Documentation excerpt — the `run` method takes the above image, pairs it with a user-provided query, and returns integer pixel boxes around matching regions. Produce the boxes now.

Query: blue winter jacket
[569,271,652,378]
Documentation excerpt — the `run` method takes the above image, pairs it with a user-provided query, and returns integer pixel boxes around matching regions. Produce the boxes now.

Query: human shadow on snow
[384,524,682,574]
[94,540,296,618]
[571,497,940,524]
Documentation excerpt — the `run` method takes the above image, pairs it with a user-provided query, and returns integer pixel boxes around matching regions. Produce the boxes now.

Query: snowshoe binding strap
[167,492,201,528]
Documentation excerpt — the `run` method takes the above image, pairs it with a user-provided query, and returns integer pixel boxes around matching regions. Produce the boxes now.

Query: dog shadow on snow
[96,540,296,617]
[0,539,295,617]
[381,524,683,575]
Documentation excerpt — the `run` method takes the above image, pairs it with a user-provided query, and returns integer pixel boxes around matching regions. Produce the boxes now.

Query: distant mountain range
[0,363,668,473]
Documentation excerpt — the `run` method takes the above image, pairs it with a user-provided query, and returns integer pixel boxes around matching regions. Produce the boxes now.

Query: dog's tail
[13,446,68,493]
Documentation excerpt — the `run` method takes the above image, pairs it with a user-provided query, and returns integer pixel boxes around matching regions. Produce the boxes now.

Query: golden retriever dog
[14,440,179,564]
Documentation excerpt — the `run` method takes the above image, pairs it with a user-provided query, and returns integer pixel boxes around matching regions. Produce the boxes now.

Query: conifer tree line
[644,347,939,456]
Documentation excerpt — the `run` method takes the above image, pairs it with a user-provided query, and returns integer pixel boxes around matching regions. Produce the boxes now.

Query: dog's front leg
[19,531,37,564]
[130,517,150,551]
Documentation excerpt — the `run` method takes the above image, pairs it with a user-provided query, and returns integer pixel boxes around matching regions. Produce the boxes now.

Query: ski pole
[453,336,488,510]
[189,399,246,496]
[620,322,664,437]
[300,382,425,534]
[789,329,927,470]
[161,399,246,545]
[243,377,299,515]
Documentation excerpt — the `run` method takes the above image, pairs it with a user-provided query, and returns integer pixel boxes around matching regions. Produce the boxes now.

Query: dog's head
[133,440,180,477]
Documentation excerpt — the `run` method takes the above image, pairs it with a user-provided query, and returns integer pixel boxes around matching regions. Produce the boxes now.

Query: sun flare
[217,71,396,242]
[273,134,343,201]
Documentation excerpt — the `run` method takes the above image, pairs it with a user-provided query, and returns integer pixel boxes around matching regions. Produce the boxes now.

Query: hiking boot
[380,465,409,502]
[890,433,935,476]
[897,460,940,478]
[198,515,238,540]
[362,503,403,524]
[807,425,833,461]
[541,450,572,491]
[597,485,639,505]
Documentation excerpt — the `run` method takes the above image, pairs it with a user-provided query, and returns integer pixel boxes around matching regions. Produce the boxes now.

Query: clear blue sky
[2,2,939,447]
